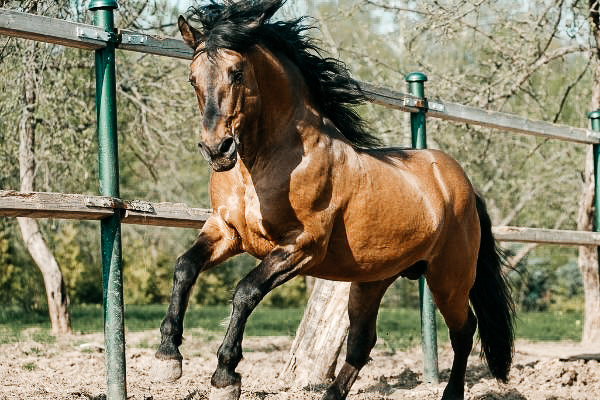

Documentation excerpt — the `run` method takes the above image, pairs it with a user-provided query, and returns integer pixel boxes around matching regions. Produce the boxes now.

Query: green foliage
[51,222,102,304]
[508,245,583,312]
[122,236,174,305]
[0,222,46,310]
[263,277,308,308]
[0,304,583,348]
[22,362,37,371]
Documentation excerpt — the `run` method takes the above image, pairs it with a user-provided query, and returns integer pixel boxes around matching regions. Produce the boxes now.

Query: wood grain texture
[0,190,114,220]
[0,191,210,229]
[0,9,107,50]
[493,225,600,246]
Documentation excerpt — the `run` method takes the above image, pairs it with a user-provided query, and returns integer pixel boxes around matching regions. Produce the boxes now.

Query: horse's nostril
[219,137,235,154]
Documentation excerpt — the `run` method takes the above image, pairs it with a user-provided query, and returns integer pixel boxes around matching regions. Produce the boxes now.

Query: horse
[152,1,515,399]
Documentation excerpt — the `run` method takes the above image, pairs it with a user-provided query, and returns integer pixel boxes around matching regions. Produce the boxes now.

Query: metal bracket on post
[76,26,113,43]
[84,196,155,214]
[406,71,440,384]
[120,33,146,45]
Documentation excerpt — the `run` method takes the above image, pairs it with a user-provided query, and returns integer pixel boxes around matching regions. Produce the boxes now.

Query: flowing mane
[187,0,381,149]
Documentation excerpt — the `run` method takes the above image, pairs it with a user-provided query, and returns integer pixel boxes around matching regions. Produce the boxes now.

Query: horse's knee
[173,255,199,285]
[232,280,263,311]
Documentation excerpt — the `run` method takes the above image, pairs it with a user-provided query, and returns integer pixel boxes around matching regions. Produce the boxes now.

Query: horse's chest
[229,188,284,259]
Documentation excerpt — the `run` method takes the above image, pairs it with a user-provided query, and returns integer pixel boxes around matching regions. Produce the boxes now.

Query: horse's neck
[241,46,322,171]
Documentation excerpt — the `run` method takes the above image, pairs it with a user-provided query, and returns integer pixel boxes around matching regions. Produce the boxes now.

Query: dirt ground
[2,328,600,400]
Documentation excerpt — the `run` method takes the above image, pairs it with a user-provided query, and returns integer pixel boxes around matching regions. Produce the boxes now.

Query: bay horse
[153,1,514,399]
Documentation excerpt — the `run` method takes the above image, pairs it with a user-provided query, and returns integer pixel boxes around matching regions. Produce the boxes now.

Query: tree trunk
[577,2,600,344]
[577,144,600,343]
[280,279,350,386]
[17,40,72,335]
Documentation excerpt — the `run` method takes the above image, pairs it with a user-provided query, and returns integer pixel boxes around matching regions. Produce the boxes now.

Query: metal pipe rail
[1,9,599,144]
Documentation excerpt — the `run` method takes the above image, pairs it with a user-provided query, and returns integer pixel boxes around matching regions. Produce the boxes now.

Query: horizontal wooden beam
[492,226,600,246]
[357,82,600,145]
[0,191,209,229]
[428,99,599,145]
[3,191,600,246]
[122,202,210,229]
[0,190,114,220]
[1,10,598,144]
[0,9,108,50]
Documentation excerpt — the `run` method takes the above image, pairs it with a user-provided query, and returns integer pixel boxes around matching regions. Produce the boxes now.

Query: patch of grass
[23,347,44,356]
[22,362,36,371]
[515,310,582,341]
[377,308,448,351]
[31,330,56,344]
[0,304,584,346]
[135,339,157,349]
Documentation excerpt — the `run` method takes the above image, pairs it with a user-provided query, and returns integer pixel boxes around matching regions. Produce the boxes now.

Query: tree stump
[280,279,351,386]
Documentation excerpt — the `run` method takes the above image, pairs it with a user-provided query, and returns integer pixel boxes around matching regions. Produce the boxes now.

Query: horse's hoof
[150,357,182,383]
[209,382,241,400]
[321,387,341,400]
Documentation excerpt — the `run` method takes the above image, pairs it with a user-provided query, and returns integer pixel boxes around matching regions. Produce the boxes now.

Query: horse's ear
[248,0,283,28]
[178,16,203,49]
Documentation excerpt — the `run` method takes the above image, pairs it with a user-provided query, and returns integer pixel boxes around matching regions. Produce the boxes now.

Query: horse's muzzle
[198,136,237,172]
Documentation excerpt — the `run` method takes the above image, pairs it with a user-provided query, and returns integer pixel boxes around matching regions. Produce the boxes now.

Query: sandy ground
[1,328,600,400]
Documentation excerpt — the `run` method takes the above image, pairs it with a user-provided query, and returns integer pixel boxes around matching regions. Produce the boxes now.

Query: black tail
[470,193,515,382]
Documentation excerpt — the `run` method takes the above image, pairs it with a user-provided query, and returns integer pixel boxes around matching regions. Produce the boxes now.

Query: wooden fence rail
[1,9,599,145]
[0,190,210,229]
[2,190,599,246]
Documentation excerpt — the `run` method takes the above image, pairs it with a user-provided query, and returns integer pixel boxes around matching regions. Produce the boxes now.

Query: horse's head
[178,0,379,173]
[178,1,282,172]
[179,17,258,171]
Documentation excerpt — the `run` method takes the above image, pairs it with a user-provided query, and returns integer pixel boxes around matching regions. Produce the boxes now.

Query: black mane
[187,0,381,149]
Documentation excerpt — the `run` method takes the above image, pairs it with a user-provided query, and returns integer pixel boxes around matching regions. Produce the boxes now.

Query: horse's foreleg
[153,220,239,382]
[210,247,307,399]
[322,278,395,400]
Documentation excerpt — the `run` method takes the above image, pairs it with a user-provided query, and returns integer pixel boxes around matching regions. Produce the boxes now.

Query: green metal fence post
[589,110,600,241]
[406,72,439,384]
[89,1,126,399]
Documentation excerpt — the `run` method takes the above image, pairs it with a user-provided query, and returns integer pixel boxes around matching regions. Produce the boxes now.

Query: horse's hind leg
[322,277,396,400]
[153,217,239,382]
[427,259,477,400]
[442,307,476,400]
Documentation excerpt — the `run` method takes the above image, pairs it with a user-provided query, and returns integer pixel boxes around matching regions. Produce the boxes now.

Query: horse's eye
[231,70,243,85]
